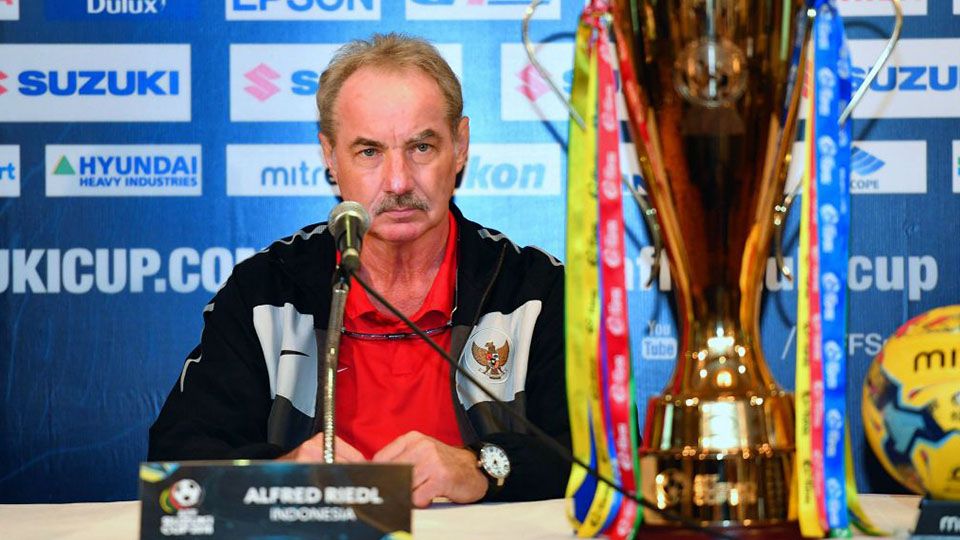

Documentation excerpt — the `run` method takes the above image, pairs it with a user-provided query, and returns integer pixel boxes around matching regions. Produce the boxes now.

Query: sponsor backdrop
[0,0,957,503]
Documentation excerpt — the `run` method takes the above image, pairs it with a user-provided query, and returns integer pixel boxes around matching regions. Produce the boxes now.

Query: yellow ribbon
[564,19,617,537]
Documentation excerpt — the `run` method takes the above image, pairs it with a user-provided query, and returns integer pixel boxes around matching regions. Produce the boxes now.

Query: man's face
[320,66,469,244]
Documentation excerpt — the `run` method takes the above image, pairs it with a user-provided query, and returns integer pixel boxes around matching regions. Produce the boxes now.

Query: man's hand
[278,433,366,463]
[372,431,487,508]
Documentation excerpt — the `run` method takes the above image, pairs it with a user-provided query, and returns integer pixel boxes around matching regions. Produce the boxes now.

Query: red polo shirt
[335,211,463,458]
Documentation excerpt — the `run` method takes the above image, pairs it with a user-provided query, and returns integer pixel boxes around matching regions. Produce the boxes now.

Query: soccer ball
[862,305,960,500]
[169,478,203,509]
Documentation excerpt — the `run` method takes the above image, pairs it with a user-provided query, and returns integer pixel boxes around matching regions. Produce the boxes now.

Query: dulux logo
[17,70,180,97]
[87,0,166,14]
[406,0,559,20]
[227,0,379,21]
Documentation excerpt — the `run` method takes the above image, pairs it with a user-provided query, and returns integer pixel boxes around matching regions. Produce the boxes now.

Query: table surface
[0,494,919,539]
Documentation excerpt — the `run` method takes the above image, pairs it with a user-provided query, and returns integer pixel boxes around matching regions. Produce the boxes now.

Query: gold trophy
[524,0,902,535]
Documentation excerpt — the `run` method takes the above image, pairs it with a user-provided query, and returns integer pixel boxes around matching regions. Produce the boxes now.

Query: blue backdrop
[0,0,957,503]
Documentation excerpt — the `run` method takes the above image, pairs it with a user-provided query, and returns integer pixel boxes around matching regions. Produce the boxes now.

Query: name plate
[913,498,960,539]
[139,461,411,539]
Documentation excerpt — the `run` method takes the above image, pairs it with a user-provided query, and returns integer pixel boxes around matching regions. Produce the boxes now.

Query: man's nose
[384,150,415,194]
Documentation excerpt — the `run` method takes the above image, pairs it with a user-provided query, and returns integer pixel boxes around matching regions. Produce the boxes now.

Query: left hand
[372,431,487,508]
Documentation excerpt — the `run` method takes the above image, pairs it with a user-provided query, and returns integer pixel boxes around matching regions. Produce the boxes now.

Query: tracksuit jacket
[148,204,570,502]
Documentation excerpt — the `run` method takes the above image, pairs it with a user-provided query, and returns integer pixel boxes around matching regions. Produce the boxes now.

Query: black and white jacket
[149,204,570,502]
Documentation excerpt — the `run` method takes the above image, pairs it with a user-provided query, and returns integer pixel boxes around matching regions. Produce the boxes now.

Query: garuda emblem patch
[471,339,510,381]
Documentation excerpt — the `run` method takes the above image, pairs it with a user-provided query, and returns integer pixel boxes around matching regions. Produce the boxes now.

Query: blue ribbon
[813,0,852,532]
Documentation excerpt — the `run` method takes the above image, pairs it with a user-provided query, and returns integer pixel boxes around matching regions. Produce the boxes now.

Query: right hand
[277,432,366,463]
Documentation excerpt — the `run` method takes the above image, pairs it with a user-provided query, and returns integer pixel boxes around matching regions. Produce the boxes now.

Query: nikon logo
[914,348,959,372]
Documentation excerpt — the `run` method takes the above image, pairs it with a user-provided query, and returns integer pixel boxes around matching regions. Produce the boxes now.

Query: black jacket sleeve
[148,268,285,461]
[482,263,570,502]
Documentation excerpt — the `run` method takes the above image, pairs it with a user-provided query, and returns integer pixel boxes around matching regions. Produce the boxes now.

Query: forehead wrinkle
[349,137,385,149]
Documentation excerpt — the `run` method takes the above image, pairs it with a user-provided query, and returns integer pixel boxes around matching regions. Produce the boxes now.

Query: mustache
[374,193,430,215]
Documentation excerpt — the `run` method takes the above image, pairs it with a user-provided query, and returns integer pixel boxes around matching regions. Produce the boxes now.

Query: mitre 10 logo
[0,44,191,122]
[44,0,198,19]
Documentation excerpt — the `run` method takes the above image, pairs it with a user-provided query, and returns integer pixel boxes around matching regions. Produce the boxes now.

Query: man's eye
[415,143,431,153]
[360,148,377,157]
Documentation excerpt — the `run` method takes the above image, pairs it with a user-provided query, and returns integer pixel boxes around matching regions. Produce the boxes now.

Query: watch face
[479,445,510,480]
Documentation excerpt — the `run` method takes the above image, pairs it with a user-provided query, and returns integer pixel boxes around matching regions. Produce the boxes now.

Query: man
[149,34,569,506]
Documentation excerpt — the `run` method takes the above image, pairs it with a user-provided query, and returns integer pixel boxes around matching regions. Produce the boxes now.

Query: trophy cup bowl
[609,0,808,534]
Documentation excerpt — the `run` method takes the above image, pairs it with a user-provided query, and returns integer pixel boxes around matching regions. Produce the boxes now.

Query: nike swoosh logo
[280,349,309,357]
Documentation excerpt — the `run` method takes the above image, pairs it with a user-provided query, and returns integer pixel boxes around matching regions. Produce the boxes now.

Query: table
[0,494,920,539]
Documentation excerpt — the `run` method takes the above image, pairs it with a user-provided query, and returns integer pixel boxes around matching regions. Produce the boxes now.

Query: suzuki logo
[0,71,7,96]
[244,63,280,102]
[851,146,886,175]
[516,63,550,102]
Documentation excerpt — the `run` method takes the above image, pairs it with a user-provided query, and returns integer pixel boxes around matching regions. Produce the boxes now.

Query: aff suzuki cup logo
[87,0,166,13]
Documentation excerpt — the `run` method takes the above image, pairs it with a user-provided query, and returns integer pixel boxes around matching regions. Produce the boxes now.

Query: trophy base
[639,521,802,539]
[639,391,796,527]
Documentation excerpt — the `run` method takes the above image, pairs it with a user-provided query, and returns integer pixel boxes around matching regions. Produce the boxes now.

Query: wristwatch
[475,443,511,488]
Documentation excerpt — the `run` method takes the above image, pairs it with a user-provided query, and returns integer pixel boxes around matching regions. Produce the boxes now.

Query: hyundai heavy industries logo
[0,45,191,122]
[849,38,960,119]
[226,144,334,196]
[457,144,561,196]
[230,44,462,121]
[406,0,559,20]
[43,0,198,19]
[45,145,202,197]
[0,146,20,198]
[0,0,19,20]
[786,140,926,194]
[226,0,379,21]
[837,0,926,17]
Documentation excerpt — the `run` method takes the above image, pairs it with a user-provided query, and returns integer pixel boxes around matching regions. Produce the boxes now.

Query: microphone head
[327,200,372,240]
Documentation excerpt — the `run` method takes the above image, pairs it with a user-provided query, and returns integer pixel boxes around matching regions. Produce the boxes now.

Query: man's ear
[318,132,341,197]
[454,116,470,173]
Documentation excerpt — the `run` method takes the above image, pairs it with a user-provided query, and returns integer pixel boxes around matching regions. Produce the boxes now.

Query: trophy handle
[838,0,904,125]
[773,183,801,282]
[521,0,586,130]
[623,178,664,289]
[773,0,903,279]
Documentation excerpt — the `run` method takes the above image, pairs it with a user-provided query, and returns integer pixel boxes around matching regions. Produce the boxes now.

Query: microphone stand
[321,266,350,465]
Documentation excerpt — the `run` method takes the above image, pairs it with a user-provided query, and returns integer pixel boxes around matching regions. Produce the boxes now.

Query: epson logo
[457,144,561,196]
[18,70,180,97]
[227,0,379,21]
[87,0,165,14]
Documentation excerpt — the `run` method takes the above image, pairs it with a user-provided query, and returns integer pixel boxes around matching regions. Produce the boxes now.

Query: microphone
[327,201,371,274]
